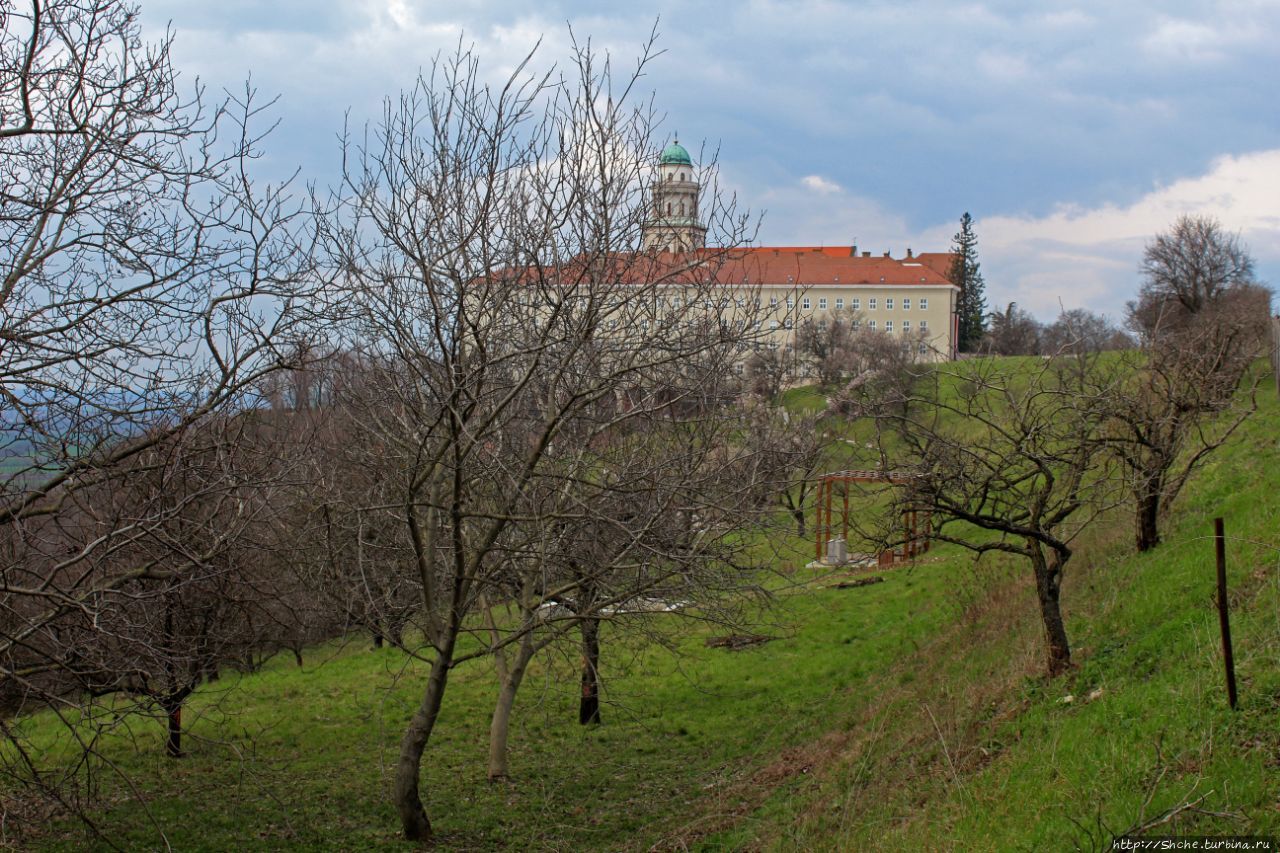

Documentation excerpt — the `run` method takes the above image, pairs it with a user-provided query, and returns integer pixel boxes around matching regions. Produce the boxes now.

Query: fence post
[1214,517,1238,710]
[1271,315,1279,396]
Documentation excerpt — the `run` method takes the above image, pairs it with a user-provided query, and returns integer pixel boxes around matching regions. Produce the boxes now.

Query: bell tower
[642,136,707,252]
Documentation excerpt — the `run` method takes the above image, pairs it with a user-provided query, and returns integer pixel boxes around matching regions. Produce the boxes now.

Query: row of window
[797,296,928,311]
[862,319,926,332]
[601,316,928,334]
[518,294,931,313]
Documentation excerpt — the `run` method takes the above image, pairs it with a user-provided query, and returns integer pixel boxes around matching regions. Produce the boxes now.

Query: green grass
[778,383,829,414]
[9,365,1280,851]
[702,372,1280,851]
[16,535,969,849]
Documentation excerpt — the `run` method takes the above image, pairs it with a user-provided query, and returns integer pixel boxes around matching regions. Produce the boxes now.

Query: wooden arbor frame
[814,470,930,566]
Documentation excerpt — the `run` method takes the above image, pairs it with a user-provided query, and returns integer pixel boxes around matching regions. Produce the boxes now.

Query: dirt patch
[831,576,885,590]
[705,634,774,651]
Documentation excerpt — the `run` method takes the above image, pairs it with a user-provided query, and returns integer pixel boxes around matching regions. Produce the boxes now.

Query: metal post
[908,510,917,559]
[1215,517,1238,710]
[841,481,849,542]
[815,478,825,562]
[825,479,834,557]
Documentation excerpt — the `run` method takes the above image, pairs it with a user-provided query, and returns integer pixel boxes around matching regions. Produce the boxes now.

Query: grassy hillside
[10,362,1280,851]
[710,370,1280,850]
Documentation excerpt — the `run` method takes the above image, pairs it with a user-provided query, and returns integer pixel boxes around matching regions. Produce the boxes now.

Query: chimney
[906,247,913,258]
[850,244,857,256]
[882,251,890,258]
[862,251,871,258]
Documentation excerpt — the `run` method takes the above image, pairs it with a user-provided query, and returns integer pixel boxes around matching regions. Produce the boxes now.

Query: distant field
[10,361,1280,850]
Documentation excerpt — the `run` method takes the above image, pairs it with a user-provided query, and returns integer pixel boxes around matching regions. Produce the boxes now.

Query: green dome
[660,139,692,166]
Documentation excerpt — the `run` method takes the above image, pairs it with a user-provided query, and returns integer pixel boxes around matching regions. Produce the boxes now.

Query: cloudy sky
[141,0,1280,320]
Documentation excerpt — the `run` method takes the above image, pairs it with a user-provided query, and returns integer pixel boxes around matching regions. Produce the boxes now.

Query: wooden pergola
[814,470,930,566]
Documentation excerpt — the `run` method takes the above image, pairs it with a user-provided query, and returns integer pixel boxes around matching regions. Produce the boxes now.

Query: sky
[140,0,1280,321]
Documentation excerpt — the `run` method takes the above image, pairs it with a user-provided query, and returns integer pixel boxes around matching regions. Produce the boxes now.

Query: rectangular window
[868,298,877,310]
[885,298,894,310]
[818,297,827,310]
[851,297,860,310]
[802,297,811,310]
[736,297,745,308]
[770,297,778,309]
[920,320,928,330]
[902,320,911,331]
[852,319,861,330]
[835,298,844,310]
[784,318,793,329]
[903,298,911,310]
[885,320,893,332]
[770,320,779,331]
[868,319,876,329]
[920,297,928,310]
[754,297,761,308]
[918,341,928,355]
[786,297,794,309]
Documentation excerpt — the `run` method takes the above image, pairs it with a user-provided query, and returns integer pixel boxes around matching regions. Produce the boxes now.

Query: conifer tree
[949,212,988,352]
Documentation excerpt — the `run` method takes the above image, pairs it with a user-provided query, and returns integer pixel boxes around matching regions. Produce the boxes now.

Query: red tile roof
[676,246,957,287]
[501,247,957,288]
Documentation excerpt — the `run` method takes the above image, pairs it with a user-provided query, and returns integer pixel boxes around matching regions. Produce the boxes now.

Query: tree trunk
[1135,487,1161,552]
[792,508,806,538]
[372,630,384,649]
[1030,544,1072,676]
[164,697,184,758]
[487,639,535,781]
[388,614,407,648]
[292,647,304,667]
[579,617,602,725]
[393,644,453,841]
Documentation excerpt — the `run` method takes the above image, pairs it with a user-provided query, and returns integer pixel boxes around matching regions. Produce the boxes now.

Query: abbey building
[642,139,959,361]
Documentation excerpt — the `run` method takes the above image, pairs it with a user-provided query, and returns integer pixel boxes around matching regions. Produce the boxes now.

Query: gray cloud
[133,0,1278,320]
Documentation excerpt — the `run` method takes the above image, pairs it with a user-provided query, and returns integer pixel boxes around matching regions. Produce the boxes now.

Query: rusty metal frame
[814,470,930,565]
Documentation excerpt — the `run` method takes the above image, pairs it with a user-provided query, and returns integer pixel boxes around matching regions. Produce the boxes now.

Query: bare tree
[796,310,857,385]
[739,402,828,538]
[826,327,928,417]
[744,347,790,399]
[27,415,317,757]
[0,0,315,824]
[1100,220,1271,551]
[1138,214,1255,315]
[1041,308,1132,355]
[320,34,781,840]
[861,354,1119,676]
[1096,333,1259,553]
